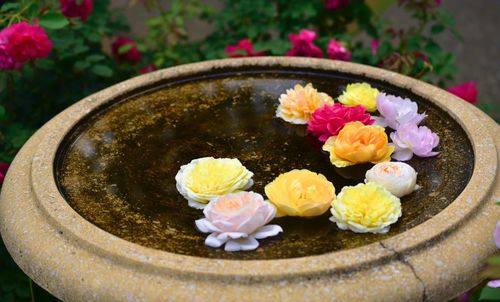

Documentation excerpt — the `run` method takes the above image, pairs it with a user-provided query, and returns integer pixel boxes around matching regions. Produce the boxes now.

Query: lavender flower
[376,93,426,130]
[390,123,439,161]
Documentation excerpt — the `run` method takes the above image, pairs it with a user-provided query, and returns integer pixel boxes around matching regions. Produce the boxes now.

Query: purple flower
[286,29,323,58]
[327,39,352,61]
[376,93,426,130]
[495,220,500,248]
[390,123,439,161]
[488,279,500,288]
[325,0,349,10]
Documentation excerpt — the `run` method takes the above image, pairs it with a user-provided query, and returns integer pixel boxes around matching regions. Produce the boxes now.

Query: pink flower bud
[286,29,323,58]
[111,36,141,64]
[327,39,352,61]
[60,0,94,22]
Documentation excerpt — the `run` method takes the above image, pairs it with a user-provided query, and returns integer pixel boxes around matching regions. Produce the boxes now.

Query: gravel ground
[114,0,499,120]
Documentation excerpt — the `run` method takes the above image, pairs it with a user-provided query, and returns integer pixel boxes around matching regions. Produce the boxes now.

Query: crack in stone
[379,242,427,302]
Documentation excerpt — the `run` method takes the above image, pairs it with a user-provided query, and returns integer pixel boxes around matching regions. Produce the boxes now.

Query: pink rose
[286,29,323,58]
[195,191,282,251]
[325,0,349,10]
[60,0,94,22]
[0,22,52,63]
[327,39,352,61]
[0,163,10,185]
[307,103,374,142]
[371,39,380,56]
[224,39,266,58]
[0,38,20,70]
[390,123,439,161]
[111,36,141,64]
[447,81,478,104]
[138,64,157,74]
[376,93,426,130]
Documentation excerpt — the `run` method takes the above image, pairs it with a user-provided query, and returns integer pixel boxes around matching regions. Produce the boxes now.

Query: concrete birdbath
[0,57,499,301]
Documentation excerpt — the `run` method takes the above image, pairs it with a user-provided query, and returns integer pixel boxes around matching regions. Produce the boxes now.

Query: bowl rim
[27,57,498,280]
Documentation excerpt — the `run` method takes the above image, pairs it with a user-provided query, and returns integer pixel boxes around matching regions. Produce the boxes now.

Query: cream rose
[175,157,254,209]
[365,162,418,198]
[195,191,283,251]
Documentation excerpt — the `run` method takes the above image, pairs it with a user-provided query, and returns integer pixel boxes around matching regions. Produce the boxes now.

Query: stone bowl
[1,57,499,302]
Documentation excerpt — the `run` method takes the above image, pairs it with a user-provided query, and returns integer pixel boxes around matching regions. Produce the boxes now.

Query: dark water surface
[56,68,473,259]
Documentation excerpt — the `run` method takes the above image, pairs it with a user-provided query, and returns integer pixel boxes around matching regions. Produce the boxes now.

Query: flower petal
[253,225,283,239]
[205,233,226,248]
[195,219,220,233]
[392,148,414,161]
[225,237,260,251]
[189,199,207,209]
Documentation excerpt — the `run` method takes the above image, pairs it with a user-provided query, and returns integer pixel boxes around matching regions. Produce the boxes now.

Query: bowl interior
[56,67,473,260]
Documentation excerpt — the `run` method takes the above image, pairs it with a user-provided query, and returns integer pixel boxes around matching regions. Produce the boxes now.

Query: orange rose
[322,121,394,167]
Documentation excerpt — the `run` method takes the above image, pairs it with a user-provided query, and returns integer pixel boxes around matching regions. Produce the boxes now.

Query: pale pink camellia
[111,36,141,64]
[224,38,266,58]
[307,103,374,142]
[326,39,352,61]
[195,191,283,251]
[376,93,427,130]
[390,123,439,161]
[325,0,349,10]
[286,29,323,58]
[371,39,380,56]
[447,81,478,105]
[60,0,94,22]
[0,22,52,63]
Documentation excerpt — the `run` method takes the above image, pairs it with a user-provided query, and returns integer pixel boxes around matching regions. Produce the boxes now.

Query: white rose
[364,162,418,198]
[195,192,283,252]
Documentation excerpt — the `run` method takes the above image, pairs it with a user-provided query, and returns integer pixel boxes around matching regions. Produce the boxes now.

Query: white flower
[365,162,418,198]
[195,192,283,252]
[175,157,254,209]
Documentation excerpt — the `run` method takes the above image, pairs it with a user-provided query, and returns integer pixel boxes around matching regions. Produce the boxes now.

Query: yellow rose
[330,182,401,234]
[276,83,334,124]
[175,157,254,209]
[265,169,335,217]
[338,82,379,112]
[322,121,394,168]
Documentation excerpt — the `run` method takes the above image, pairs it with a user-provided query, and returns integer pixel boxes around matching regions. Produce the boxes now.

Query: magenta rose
[325,0,349,10]
[138,64,157,75]
[0,37,20,70]
[327,39,351,61]
[224,39,266,58]
[371,39,380,56]
[60,0,94,21]
[286,29,323,58]
[111,36,141,64]
[447,81,478,104]
[307,103,374,142]
[0,163,10,185]
[1,22,52,63]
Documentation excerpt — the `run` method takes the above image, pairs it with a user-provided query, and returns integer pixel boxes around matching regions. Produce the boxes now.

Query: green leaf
[431,24,445,35]
[86,54,106,63]
[90,64,113,77]
[73,60,90,71]
[480,286,500,301]
[26,3,39,19]
[118,44,133,54]
[38,12,69,30]
[488,256,500,266]
[1,3,20,12]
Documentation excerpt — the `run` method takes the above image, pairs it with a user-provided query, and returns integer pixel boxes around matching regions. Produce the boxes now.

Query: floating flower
[488,280,500,288]
[327,39,352,61]
[265,169,335,217]
[175,157,254,209]
[338,82,380,112]
[307,103,374,142]
[390,123,439,161]
[322,121,394,167]
[330,182,402,234]
[365,162,418,198]
[195,191,282,251]
[0,22,52,63]
[376,93,426,130]
[276,83,334,124]
[325,0,349,10]
[286,29,323,58]
[111,36,141,64]
[447,81,478,104]
[60,0,94,21]
[224,39,266,58]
